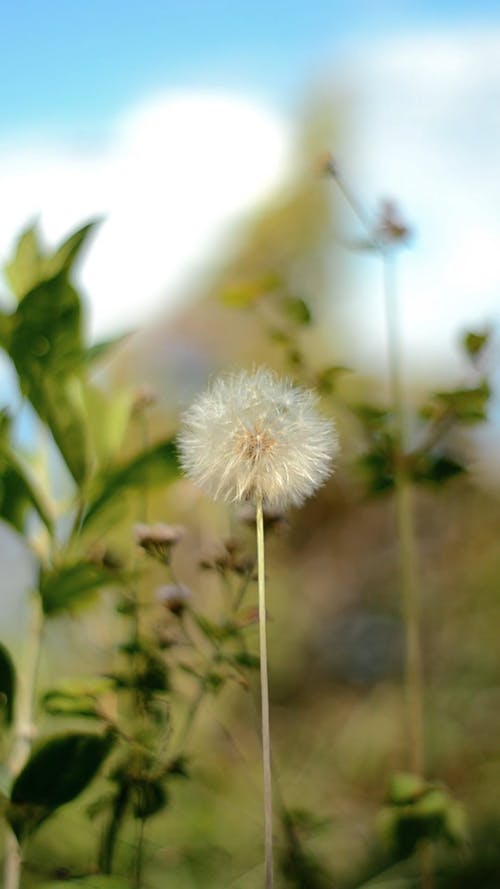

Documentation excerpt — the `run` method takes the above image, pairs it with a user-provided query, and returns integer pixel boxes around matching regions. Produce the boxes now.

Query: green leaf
[82,438,179,530]
[10,272,83,379]
[280,295,311,325]
[379,775,467,858]
[232,651,260,670]
[40,561,117,615]
[84,331,131,365]
[4,224,43,301]
[422,383,490,425]
[44,219,100,278]
[358,447,395,494]
[0,445,53,533]
[462,329,490,360]
[8,731,113,840]
[220,273,281,307]
[411,454,465,486]
[0,311,13,350]
[4,220,99,303]
[0,642,15,724]
[45,377,90,483]
[315,365,350,395]
[42,677,115,718]
[388,772,426,805]
[353,403,392,429]
[8,273,89,482]
[81,384,132,467]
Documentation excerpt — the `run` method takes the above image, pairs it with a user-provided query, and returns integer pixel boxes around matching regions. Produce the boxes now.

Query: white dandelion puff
[177,367,338,510]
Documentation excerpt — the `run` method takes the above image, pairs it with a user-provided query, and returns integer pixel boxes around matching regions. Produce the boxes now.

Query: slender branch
[333,171,377,241]
[256,496,274,889]
[4,589,44,889]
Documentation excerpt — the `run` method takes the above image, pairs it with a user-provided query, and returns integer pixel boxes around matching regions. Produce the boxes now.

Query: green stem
[4,589,44,889]
[383,250,424,778]
[256,496,273,889]
[99,782,130,874]
[134,816,146,888]
[383,252,431,889]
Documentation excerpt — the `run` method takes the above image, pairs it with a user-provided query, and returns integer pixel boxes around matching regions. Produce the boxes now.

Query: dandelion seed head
[178,367,338,510]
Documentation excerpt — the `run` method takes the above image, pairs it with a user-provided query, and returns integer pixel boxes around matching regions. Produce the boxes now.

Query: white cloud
[0,92,290,338]
[331,28,500,378]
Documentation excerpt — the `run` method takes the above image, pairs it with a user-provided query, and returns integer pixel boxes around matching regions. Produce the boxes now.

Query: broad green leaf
[0,446,53,533]
[4,224,42,301]
[44,377,89,483]
[7,273,89,481]
[40,561,117,615]
[9,272,82,381]
[44,219,100,278]
[8,731,113,841]
[0,642,15,724]
[81,383,132,467]
[82,438,179,530]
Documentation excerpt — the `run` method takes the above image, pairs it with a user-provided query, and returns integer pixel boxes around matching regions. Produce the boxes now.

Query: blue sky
[1,0,500,402]
[2,0,499,133]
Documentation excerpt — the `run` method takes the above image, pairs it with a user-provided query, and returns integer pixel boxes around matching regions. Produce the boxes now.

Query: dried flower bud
[87,542,123,571]
[132,385,158,415]
[316,151,338,178]
[198,538,255,576]
[374,200,412,246]
[134,523,185,564]
[156,584,192,616]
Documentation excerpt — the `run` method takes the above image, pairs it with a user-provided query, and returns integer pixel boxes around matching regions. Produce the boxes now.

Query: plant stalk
[384,251,431,888]
[383,250,425,778]
[4,589,44,889]
[256,496,273,889]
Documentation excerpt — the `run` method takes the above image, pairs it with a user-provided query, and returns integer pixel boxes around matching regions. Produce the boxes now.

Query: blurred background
[1,2,500,887]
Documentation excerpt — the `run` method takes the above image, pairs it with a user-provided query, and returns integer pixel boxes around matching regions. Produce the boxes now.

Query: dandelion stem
[256,496,274,889]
